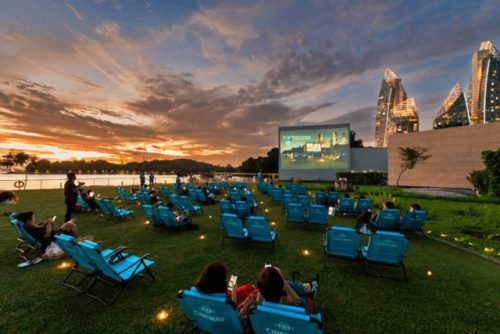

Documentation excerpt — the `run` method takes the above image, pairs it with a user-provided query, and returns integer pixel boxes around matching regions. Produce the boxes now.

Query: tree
[396,146,431,187]
[350,130,364,148]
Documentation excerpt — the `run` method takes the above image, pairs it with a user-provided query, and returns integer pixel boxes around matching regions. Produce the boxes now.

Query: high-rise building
[466,41,500,124]
[433,82,470,129]
[375,68,419,147]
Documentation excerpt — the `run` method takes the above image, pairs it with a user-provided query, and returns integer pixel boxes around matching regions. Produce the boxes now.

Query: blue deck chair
[240,193,256,206]
[327,192,339,205]
[373,208,401,230]
[323,226,361,261]
[298,195,311,209]
[188,188,198,201]
[178,288,244,334]
[180,196,203,214]
[336,198,354,215]
[229,191,240,204]
[355,198,373,214]
[142,205,164,228]
[196,189,208,204]
[220,213,248,245]
[314,191,326,205]
[168,195,185,211]
[235,201,251,219]
[7,214,43,261]
[95,198,113,216]
[308,205,328,225]
[248,302,325,334]
[289,184,300,195]
[54,234,121,292]
[282,194,295,211]
[78,240,155,305]
[116,187,137,202]
[361,231,409,281]
[246,216,277,245]
[78,194,92,211]
[158,186,171,198]
[103,199,134,219]
[286,203,306,224]
[399,210,427,231]
[298,186,308,195]
[157,206,190,228]
[136,191,151,205]
[270,189,283,203]
[219,199,235,214]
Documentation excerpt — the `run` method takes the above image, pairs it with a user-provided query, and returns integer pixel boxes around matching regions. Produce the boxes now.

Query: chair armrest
[116,253,152,275]
[105,246,129,263]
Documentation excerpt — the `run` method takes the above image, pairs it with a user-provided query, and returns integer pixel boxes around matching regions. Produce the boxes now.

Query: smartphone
[264,263,272,268]
[52,216,57,222]
[89,191,95,197]
[228,275,238,290]
[328,206,335,216]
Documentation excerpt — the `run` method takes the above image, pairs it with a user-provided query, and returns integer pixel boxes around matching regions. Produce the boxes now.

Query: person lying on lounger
[15,211,93,250]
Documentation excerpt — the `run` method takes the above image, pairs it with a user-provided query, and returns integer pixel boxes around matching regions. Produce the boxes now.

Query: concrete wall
[388,122,500,189]
[351,148,387,172]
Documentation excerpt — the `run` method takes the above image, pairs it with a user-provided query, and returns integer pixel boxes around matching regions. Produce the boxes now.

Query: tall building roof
[384,68,398,82]
[479,40,498,57]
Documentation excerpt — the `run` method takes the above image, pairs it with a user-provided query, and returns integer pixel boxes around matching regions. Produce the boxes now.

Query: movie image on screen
[279,125,350,170]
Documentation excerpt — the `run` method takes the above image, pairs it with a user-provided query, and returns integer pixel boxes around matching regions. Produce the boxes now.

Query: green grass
[0,185,499,333]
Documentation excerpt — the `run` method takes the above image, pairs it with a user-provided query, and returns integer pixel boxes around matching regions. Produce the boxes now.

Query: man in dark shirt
[64,172,84,222]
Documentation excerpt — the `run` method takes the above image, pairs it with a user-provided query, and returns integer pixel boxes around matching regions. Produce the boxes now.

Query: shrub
[336,172,387,185]
[366,191,397,209]
[467,149,500,197]
[467,170,490,195]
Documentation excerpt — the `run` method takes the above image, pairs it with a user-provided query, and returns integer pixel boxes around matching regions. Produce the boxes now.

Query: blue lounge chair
[270,189,283,203]
[142,205,164,228]
[289,184,300,195]
[361,231,409,281]
[308,205,328,225]
[168,195,185,211]
[178,288,244,334]
[298,186,308,195]
[336,198,354,215]
[229,191,240,204]
[235,201,251,219]
[240,193,257,207]
[286,203,306,224]
[196,189,208,204]
[102,199,134,219]
[297,195,311,209]
[246,216,277,245]
[54,234,120,292]
[282,194,295,211]
[399,210,427,231]
[188,188,198,201]
[355,198,373,214]
[7,213,43,261]
[220,213,248,245]
[315,191,326,205]
[95,198,113,216]
[248,301,325,334]
[116,187,137,202]
[323,226,361,260]
[158,186,172,198]
[219,200,235,214]
[157,206,190,228]
[327,192,339,205]
[78,194,92,211]
[180,196,203,214]
[373,208,401,230]
[78,240,155,305]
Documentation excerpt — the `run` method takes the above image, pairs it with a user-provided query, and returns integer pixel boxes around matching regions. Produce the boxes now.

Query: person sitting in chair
[355,211,376,235]
[15,211,93,250]
[166,203,195,227]
[81,189,100,211]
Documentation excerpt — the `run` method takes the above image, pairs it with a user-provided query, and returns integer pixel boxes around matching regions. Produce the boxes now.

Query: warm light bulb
[264,209,269,213]
[440,233,448,238]
[260,201,264,204]
[144,220,150,225]
[199,235,206,240]
[484,247,494,253]
[57,262,71,269]
[270,222,276,226]
[156,310,169,321]
[302,249,310,256]
[427,270,432,277]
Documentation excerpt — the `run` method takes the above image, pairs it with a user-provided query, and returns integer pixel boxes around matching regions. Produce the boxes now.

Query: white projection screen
[278,124,351,181]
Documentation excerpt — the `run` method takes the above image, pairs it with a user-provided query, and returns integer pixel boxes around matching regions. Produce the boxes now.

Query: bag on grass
[44,242,65,260]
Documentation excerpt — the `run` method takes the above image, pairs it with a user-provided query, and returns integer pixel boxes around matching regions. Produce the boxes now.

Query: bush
[467,170,490,195]
[336,172,387,185]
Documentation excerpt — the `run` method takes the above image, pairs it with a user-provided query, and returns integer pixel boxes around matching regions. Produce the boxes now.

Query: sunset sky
[1,0,499,165]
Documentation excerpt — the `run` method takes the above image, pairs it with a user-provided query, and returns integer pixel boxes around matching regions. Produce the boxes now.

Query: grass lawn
[0,185,499,333]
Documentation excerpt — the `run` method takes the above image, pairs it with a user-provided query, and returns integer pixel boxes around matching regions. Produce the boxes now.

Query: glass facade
[375,68,419,147]
[466,41,500,124]
[433,82,469,129]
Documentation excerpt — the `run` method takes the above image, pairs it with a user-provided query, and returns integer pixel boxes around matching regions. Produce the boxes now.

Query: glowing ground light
[156,310,169,321]
[260,201,264,204]
[468,242,475,246]
[484,247,495,253]
[57,262,71,269]
[427,230,432,234]
[144,220,150,225]
[427,271,432,277]
[209,215,212,219]
[199,235,206,240]
[264,209,269,213]
[302,249,310,256]
[270,222,276,226]
[440,233,448,238]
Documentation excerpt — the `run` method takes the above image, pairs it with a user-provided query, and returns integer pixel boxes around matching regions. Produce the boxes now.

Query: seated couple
[150,198,197,229]
[356,202,422,234]
[15,211,93,257]
[194,262,319,321]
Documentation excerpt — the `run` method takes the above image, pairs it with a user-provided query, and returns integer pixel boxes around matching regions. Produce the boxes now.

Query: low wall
[388,122,500,189]
[351,148,387,172]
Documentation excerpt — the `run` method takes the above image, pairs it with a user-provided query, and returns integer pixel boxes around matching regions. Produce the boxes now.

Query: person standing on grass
[149,172,155,189]
[139,171,146,189]
[64,172,84,222]
[174,173,181,193]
